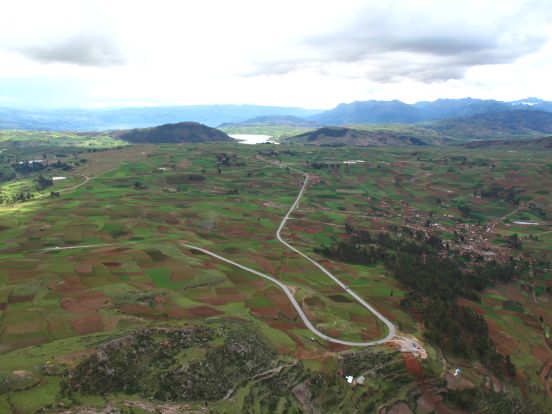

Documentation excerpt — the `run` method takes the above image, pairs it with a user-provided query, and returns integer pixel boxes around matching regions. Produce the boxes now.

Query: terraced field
[1,139,552,412]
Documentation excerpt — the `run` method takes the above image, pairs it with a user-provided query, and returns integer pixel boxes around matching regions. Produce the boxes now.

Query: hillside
[3,98,552,131]
[310,100,427,125]
[460,136,552,149]
[286,126,447,146]
[117,122,233,144]
[309,98,552,126]
[220,114,318,127]
[431,110,552,140]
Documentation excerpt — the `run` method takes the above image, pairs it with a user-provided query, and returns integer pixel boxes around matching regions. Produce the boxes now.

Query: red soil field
[519,313,542,330]
[317,259,339,271]
[166,307,189,319]
[326,342,349,352]
[54,276,87,294]
[486,318,519,355]
[403,354,423,378]
[71,315,103,335]
[60,299,88,313]
[416,384,467,414]
[456,298,485,314]
[7,294,34,304]
[102,261,122,267]
[187,306,224,317]
[199,292,245,306]
[74,263,93,273]
[3,321,44,335]
[350,313,377,323]
[250,307,280,319]
[264,320,297,330]
[387,402,413,414]
[263,287,297,320]
[61,291,110,313]
[303,226,321,234]
[119,303,156,316]
[531,345,551,363]
[247,254,276,274]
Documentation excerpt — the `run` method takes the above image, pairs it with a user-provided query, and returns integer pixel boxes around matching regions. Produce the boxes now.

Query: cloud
[13,33,124,67]
[246,1,552,82]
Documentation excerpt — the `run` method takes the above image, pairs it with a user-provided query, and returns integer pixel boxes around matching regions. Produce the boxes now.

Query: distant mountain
[430,110,552,140]
[309,98,552,126]
[310,100,427,124]
[220,115,318,127]
[509,97,545,106]
[460,136,552,149]
[117,122,233,144]
[3,98,552,132]
[0,105,323,131]
[286,126,447,147]
[412,98,512,120]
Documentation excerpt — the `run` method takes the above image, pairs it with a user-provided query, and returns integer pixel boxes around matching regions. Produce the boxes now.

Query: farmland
[0,136,551,412]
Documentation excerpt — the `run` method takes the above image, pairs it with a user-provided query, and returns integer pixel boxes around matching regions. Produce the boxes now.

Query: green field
[0,135,551,412]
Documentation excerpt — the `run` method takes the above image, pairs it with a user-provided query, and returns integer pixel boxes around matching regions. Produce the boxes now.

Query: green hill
[286,126,449,146]
[430,110,552,140]
[460,136,552,149]
[117,122,233,144]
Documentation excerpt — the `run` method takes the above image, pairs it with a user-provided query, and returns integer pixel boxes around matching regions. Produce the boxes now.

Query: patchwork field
[0,138,551,412]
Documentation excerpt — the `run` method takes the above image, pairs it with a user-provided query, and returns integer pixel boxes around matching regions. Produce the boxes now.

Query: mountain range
[309,97,552,125]
[2,98,552,133]
[0,105,321,131]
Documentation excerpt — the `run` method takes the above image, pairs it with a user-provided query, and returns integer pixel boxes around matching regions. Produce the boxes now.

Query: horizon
[1,1,552,108]
[1,96,548,112]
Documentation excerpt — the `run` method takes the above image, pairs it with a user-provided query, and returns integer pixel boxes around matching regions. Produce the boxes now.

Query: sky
[0,0,551,109]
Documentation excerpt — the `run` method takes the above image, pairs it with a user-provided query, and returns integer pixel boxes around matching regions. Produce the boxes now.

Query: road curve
[183,161,397,346]
[275,170,396,343]
[182,243,391,346]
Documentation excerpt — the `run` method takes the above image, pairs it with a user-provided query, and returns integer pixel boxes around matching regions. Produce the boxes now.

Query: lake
[229,134,277,145]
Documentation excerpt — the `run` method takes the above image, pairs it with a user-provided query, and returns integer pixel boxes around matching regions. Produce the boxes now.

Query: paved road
[37,162,398,346]
[183,161,397,346]
[182,243,390,346]
[40,243,114,252]
[275,169,396,343]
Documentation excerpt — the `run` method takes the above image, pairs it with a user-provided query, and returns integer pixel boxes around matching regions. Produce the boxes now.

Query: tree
[36,174,53,190]
[507,233,522,250]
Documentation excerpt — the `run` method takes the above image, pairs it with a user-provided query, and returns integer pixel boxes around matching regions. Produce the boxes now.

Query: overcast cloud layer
[0,0,551,108]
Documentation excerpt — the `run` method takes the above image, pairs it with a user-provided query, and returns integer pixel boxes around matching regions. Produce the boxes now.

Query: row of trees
[317,225,519,378]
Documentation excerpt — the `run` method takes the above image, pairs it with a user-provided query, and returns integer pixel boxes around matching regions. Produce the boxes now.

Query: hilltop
[286,126,448,146]
[117,122,233,144]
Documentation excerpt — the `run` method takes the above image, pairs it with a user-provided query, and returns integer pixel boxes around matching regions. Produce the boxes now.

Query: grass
[0,138,551,411]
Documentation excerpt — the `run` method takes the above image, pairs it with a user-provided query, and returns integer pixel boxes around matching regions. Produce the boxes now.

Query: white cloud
[0,0,551,108]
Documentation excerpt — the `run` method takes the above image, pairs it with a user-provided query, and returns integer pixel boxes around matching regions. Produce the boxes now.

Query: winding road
[184,161,397,347]
[37,161,399,346]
